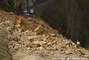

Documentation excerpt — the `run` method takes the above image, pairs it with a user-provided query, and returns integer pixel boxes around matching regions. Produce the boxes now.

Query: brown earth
[0,10,89,60]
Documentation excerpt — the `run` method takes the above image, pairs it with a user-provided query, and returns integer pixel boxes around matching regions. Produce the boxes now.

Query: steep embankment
[0,10,89,60]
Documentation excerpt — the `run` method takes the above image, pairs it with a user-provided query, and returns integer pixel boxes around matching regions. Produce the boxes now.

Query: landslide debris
[0,10,89,60]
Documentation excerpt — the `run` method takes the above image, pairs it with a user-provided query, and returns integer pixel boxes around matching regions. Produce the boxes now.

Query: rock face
[0,0,47,9]
[20,0,36,8]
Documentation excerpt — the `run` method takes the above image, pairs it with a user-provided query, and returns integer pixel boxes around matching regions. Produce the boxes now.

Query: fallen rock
[0,10,89,60]
[25,30,30,36]
[34,25,43,34]
[65,50,72,55]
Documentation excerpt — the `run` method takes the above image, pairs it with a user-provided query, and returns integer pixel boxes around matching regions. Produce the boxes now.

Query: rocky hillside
[0,10,89,60]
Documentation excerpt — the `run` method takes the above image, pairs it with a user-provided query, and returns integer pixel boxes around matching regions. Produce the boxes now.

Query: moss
[0,37,11,60]
[0,27,11,60]
[35,7,46,20]
[0,27,8,37]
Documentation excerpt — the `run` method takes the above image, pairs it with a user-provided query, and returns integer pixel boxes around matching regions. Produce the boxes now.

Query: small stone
[47,42,52,46]
[37,44,41,47]
[34,25,43,34]
[16,24,21,28]
[26,30,30,36]
[39,47,43,50]
[52,48,58,51]
[84,55,89,58]
[65,50,72,55]
[51,34,56,37]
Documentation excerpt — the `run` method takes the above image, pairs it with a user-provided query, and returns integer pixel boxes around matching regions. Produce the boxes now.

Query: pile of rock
[8,16,89,59]
[0,10,89,60]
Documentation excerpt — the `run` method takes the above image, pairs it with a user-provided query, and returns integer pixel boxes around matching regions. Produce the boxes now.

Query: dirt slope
[0,10,89,60]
